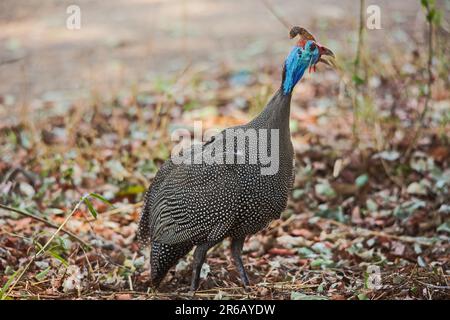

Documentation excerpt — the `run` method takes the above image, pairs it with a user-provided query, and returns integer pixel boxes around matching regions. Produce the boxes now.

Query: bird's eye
[309,43,317,51]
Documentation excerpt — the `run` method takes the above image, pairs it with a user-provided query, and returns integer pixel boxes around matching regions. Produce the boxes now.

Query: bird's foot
[237,268,250,289]
[190,278,200,294]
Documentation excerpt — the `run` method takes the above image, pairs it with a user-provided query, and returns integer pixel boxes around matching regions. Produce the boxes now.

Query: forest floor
[0,1,449,300]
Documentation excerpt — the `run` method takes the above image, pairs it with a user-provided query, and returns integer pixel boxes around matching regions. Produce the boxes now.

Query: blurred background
[0,1,449,299]
[0,0,438,99]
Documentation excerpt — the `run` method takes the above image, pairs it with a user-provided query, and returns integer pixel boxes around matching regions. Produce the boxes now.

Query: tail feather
[150,241,193,288]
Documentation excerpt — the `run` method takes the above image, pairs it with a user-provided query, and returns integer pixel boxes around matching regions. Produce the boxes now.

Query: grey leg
[231,237,250,287]
[190,242,214,292]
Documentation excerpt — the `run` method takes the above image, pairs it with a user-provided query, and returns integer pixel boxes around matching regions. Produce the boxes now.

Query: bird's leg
[231,237,250,287]
[190,242,214,292]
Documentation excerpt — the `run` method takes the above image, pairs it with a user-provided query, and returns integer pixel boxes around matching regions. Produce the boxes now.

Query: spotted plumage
[138,28,334,291]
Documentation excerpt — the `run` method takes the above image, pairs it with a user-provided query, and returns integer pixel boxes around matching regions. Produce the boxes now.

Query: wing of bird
[150,161,241,245]
[138,159,176,246]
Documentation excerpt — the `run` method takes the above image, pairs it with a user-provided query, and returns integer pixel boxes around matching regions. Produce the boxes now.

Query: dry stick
[416,281,450,290]
[0,203,90,248]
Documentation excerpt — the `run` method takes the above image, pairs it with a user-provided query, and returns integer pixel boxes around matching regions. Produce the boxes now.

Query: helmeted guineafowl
[138,26,335,291]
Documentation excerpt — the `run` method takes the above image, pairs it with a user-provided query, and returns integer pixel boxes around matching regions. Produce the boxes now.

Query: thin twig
[3,196,88,298]
[416,281,450,290]
[0,203,90,248]
[260,0,291,29]
[404,5,434,159]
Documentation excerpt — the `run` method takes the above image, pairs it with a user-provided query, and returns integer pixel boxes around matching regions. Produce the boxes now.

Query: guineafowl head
[282,27,335,95]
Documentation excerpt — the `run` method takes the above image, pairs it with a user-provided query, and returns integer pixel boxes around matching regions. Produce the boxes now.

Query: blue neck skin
[282,46,311,95]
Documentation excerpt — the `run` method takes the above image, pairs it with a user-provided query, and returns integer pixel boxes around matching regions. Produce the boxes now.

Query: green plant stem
[404,5,434,159]
[352,0,366,145]
[354,0,366,75]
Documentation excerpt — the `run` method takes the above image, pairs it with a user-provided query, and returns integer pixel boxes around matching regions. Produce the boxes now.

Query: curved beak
[319,45,335,58]
[318,45,336,68]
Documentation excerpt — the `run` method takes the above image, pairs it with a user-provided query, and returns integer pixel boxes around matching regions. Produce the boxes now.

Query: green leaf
[47,250,69,267]
[35,241,69,266]
[297,247,317,258]
[117,185,146,196]
[393,199,426,219]
[352,74,365,86]
[292,189,304,199]
[35,266,51,281]
[312,242,332,257]
[421,0,429,9]
[316,204,347,223]
[0,268,20,300]
[183,100,199,111]
[315,182,336,198]
[84,197,97,219]
[406,182,427,195]
[427,9,436,22]
[437,221,450,234]
[366,199,378,212]
[89,193,113,206]
[357,293,369,300]
[355,174,369,188]
[310,258,334,268]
